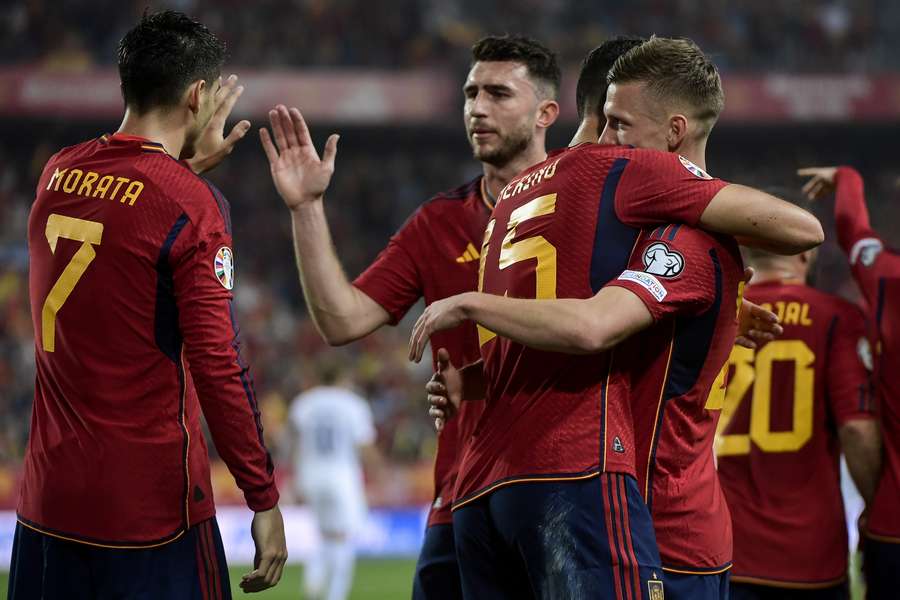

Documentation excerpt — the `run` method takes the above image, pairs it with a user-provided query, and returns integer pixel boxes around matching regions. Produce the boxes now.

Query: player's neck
[569,118,600,146]
[677,138,708,171]
[750,266,806,285]
[116,108,187,159]
[482,145,548,200]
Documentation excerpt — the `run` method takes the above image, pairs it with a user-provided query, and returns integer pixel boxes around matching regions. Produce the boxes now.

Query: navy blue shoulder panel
[590,158,639,293]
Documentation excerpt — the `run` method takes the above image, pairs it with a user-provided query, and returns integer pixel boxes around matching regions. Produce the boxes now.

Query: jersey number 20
[714,340,815,456]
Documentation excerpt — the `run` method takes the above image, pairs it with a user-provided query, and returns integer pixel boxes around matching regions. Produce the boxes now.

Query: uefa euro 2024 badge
[215,246,234,290]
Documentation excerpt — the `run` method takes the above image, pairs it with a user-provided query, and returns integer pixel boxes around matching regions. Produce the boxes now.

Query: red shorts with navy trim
[8,516,231,600]
[452,472,664,599]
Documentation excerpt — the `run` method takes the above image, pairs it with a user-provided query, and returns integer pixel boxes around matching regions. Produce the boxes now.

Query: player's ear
[666,114,688,151]
[185,79,205,115]
[536,99,560,130]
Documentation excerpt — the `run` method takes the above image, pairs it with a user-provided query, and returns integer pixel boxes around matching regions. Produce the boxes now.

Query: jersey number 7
[41,214,104,352]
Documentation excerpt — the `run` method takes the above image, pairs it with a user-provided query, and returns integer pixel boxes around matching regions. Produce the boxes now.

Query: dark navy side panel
[155,213,189,363]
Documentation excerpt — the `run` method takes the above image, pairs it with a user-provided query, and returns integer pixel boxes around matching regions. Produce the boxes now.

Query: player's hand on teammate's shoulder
[259,104,340,210]
[186,74,251,175]
[426,348,462,432]
[797,166,840,201]
[240,504,288,593]
[409,293,475,363]
[735,267,783,349]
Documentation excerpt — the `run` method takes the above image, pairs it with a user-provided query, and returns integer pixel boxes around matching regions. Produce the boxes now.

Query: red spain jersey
[452,144,728,508]
[353,176,492,526]
[605,225,744,573]
[716,280,874,587]
[830,167,900,541]
[22,134,277,546]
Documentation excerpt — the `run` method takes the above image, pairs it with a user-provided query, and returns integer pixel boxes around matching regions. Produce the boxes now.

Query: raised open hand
[186,74,251,174]
[259,105,339,210]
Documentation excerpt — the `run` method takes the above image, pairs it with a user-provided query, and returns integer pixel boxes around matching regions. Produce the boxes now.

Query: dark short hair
[471,35,561,99]
[608,37,724,136]
[117,11,225,114]
[576,36,645,120]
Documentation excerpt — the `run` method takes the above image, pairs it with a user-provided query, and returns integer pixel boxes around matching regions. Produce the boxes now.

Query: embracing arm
[699,184,824,255]
[409,287,653,362]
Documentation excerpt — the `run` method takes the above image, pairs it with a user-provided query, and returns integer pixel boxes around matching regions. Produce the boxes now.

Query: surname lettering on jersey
[46,167,145,206]
[498,158,560,202]
[759,301,813,326]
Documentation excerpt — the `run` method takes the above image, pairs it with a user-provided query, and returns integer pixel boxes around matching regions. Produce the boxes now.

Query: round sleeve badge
[214,246,234,290]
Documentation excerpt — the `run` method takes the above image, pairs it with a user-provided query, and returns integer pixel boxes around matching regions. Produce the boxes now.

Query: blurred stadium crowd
[2,0,900,510]
[2,0,899,72]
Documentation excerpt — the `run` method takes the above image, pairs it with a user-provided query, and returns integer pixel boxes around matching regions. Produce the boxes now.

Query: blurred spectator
[0,0,898,72]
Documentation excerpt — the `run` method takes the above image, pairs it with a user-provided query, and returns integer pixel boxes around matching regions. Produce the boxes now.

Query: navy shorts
[864,535,900,600]
[663,570,730,599]
[730,580,848,600]
[452,472,663,600]
[412,523,463,600]
[8,517,230,600]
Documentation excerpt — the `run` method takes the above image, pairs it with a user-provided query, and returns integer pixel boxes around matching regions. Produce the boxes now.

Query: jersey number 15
[477,193,558,346]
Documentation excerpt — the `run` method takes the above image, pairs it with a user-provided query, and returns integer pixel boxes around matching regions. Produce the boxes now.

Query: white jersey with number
[289,386,375,534]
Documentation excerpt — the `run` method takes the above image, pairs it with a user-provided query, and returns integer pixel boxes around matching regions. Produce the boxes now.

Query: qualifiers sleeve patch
[618,270,667,302]
[849,237,883,267]
[214,246,234,290]
[643,241,685,278]
[679,155,713,180]
[857,337,874,372]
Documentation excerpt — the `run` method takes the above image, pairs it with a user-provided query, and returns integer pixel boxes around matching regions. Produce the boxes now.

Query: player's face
[599,82,670,151]
[463,61,541,166]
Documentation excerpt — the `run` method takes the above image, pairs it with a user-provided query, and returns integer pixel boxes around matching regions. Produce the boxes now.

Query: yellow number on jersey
[42,214,104,352]
[477,194,558,347]
[713,340,815,456]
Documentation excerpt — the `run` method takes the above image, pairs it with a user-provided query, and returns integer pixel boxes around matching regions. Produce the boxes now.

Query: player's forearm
[290,202,388,344]
[834,167,873,251]
[840,419,883,506]
[701,184,824,255]
[461,292,629,354]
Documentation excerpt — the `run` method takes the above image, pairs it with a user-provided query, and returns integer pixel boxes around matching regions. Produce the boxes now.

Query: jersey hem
[452,468,604,511]
[16,515,188,550]
[865,530,900,544]
[729,574,848,589]
[662,562,732,576]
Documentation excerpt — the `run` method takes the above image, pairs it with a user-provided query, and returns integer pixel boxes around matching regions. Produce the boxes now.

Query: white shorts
[303,479,367,536]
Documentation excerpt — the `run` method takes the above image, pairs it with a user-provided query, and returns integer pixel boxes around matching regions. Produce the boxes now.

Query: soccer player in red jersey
[716,230,881,600]
[259,37,561,599]
[590,38,744,599]
[798,165,899,599]
[8,12,287,599]
[414,37,823,599]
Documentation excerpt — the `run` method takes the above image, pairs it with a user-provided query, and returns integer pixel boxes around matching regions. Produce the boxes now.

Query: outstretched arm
[260,105,391,345]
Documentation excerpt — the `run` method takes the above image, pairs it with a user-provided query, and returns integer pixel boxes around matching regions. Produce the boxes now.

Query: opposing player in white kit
[287,367,376,600]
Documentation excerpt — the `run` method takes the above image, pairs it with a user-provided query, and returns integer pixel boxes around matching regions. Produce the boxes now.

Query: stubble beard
[471,125,533,168]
